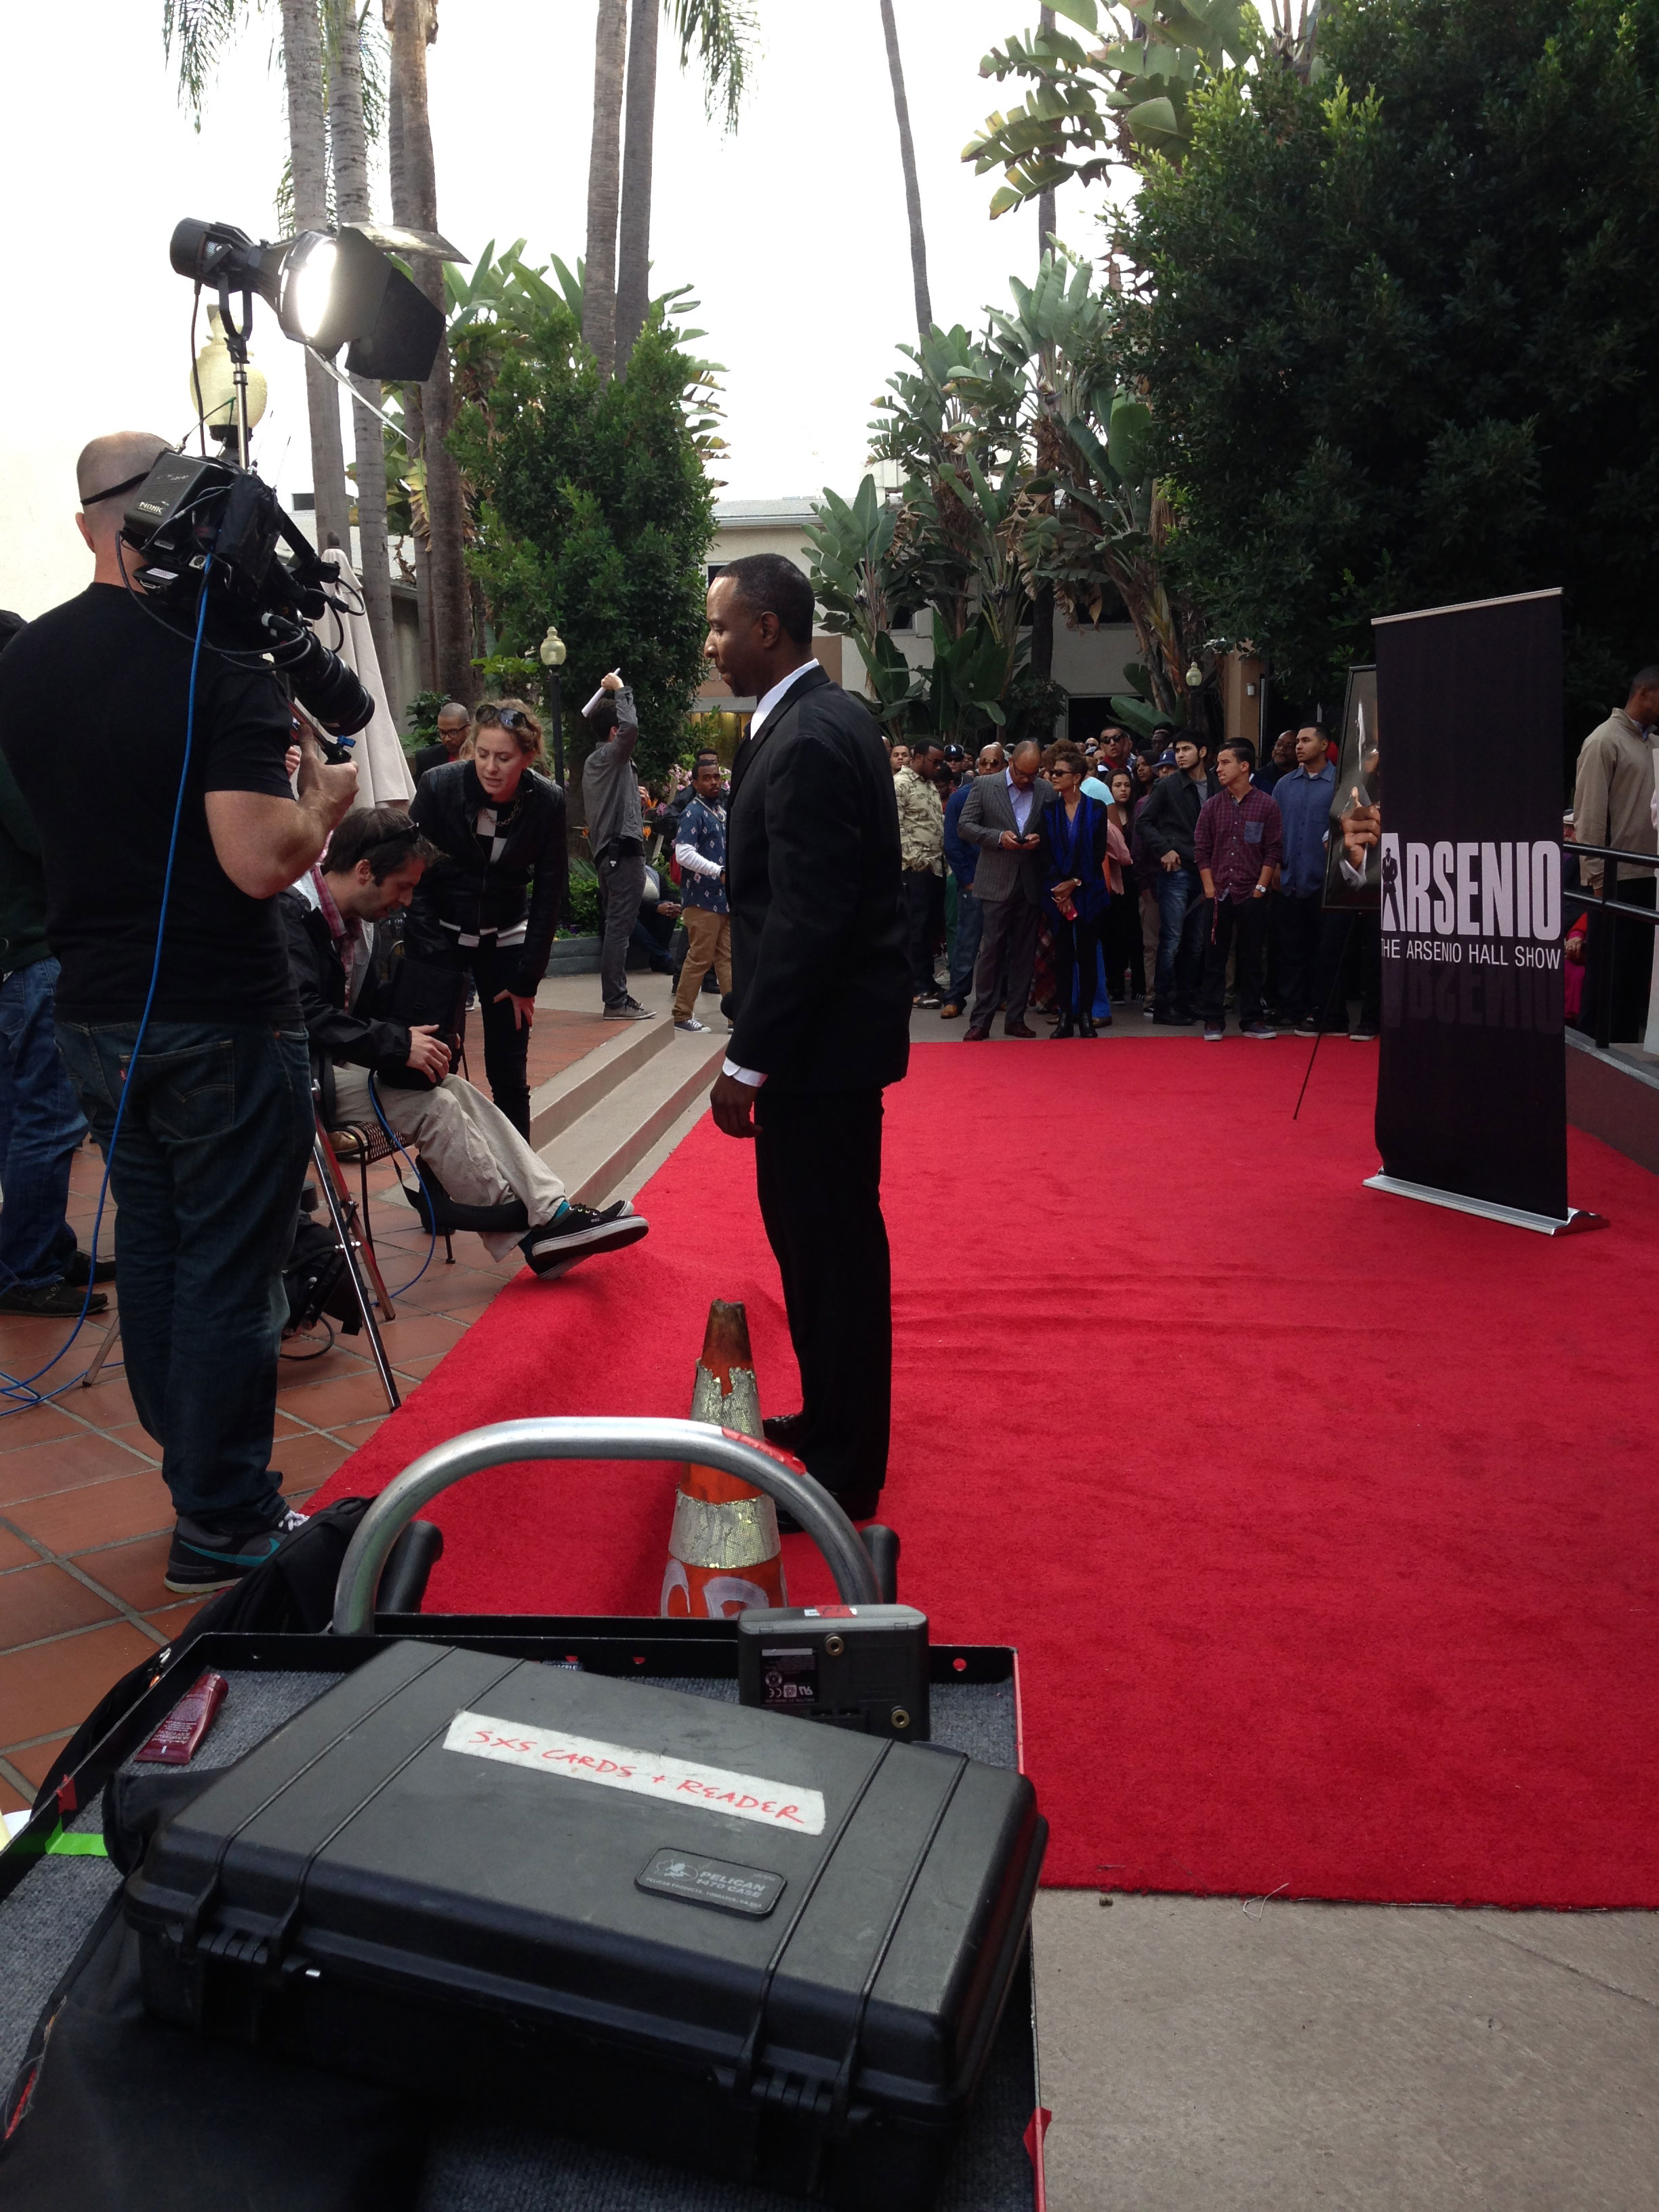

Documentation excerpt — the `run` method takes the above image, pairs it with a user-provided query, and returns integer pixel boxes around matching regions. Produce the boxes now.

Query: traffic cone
[661,1299,788,1620]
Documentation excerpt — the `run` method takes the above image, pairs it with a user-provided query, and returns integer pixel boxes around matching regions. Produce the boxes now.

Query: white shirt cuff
[722,1059,766,1087]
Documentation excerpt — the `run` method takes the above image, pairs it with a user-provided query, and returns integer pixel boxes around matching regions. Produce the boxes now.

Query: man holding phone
[957,738,1054,1040]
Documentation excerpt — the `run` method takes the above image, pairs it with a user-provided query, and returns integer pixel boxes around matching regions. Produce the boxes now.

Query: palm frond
[163,0,265,127]
[668,0,756,134]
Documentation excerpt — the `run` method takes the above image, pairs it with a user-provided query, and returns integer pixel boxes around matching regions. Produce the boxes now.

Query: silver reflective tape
[668,1490,780,1571]
[688,1361,762,1437]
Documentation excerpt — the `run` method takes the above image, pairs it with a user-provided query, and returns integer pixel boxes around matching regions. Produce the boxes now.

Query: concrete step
[541,1019,726,1204]
[526,1011,670,1153]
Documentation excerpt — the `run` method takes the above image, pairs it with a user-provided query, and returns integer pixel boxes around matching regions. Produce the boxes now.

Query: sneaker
[918,991,941,1008]
[603,997,654,1021]
[674,1017,710,1033]
[0,1280,108,1317]
[63,1248,117,1286]
[1241,1019,1278,1040]
[1294,1017,1319,1037]
[521,1199,649,1277]
[1349,1025,1378,1043]
[164,1505,306,1595]
[1204,1024,1225,1042]
[1141,1001,1155,1020]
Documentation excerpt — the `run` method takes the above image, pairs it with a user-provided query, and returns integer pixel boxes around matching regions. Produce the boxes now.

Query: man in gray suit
[957,737,1054,1039]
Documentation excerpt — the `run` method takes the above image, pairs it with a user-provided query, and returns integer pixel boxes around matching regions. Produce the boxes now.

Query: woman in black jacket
[408,699,568,1136]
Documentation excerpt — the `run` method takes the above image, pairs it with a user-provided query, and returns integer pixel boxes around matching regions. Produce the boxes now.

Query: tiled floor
[0,1004,615,1818]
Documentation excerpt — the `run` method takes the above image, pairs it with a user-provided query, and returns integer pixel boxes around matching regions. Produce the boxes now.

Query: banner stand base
[1364,1174,1610,1237]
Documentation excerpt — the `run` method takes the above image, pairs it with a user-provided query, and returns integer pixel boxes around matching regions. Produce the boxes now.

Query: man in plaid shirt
[1194,739,1283,1040]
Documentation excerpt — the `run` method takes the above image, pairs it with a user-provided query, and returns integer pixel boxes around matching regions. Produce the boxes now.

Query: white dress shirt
[722,659,819,1087]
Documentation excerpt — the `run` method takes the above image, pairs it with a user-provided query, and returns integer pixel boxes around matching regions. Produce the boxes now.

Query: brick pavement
[0,1006,613,1816]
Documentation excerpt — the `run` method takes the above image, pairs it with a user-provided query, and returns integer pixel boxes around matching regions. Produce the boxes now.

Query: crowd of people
[3,432,1654,1601]
[880,718,1380,1045]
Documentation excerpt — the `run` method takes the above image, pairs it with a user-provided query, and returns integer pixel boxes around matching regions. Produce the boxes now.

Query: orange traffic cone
[661,1299,788,1620]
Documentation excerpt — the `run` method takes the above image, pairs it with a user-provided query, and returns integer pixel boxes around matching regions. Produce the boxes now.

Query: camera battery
[736,1603,930,1740]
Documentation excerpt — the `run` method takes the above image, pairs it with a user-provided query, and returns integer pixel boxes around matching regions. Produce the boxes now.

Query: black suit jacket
[726,664,910,1094]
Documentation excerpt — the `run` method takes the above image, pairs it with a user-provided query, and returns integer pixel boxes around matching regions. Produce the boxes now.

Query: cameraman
[0,431,359,1594]
[284,805,647,1275]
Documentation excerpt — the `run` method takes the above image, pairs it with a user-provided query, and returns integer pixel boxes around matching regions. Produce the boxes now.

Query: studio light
[283,233,339,342]
[170,216,443,384]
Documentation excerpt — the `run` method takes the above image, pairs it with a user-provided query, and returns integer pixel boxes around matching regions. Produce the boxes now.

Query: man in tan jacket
[895,737,947,1007]
[1573,668,1659,1040]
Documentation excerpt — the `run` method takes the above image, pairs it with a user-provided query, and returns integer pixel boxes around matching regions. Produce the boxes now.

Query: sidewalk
[0,1000,615,1817]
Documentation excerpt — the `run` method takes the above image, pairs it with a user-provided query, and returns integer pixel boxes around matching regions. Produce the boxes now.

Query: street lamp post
[539,623,568,790]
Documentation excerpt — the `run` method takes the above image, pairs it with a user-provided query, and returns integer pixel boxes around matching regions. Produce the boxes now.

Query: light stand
[214,283,258,468]
[539,623,568,790]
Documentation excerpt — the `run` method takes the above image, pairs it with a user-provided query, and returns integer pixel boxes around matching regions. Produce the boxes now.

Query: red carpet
[315,1041,1659,1907]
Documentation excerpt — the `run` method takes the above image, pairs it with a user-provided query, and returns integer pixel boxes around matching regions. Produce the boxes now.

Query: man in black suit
[704,554,910,1520]
[409,699,470,789]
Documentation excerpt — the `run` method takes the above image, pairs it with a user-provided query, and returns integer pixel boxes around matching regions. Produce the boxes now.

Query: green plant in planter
[403,688,448,752]
[564,858,602,938]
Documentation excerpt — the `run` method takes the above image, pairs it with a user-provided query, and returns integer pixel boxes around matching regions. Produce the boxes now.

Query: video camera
[121,451,373,741]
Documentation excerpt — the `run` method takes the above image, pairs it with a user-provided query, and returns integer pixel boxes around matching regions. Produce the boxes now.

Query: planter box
[545,936,601,975]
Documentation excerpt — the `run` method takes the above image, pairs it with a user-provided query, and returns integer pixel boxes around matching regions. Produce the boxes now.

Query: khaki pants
[330,1064,565,1263]
[672,904,731,1021]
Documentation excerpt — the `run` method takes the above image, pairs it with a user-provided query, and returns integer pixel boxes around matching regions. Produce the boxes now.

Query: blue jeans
[1153,867,1209,1012]
[0,959,87,1291]
[947,882,985,1002]
[55,1021,314,1526]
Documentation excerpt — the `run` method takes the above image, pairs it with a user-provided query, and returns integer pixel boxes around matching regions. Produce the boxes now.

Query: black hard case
[125,1640,1046,2209]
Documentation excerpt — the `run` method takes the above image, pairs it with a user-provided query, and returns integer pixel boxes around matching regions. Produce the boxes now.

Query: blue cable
[0,562,214,1413]
[365,1071,438,1297]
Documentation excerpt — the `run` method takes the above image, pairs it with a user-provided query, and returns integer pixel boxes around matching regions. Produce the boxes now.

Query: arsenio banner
[1370,588,1580,1229]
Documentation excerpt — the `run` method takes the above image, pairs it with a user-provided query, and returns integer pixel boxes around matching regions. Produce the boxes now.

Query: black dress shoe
[64,1248,116,1286]
[762,1412,808,1452]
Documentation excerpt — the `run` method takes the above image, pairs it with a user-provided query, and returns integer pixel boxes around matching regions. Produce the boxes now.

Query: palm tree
[584,0,629,378]
[615,1,754,375]
[614,0,659,373]
[165,0,351,551]
[384,0,472,703]
[326,0,395,683]
[878,0,931,336]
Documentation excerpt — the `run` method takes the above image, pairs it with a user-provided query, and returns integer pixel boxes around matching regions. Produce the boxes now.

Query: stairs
[528,1015,725,1206]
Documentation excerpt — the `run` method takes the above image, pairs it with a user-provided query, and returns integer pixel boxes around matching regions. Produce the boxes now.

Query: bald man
[0,432,359,1595]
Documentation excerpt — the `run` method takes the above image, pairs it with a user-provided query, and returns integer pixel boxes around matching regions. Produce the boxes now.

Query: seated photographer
[282,806,648,1275]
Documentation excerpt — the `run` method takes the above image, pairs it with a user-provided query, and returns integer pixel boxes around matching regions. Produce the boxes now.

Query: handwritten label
[443,1711,826,1837]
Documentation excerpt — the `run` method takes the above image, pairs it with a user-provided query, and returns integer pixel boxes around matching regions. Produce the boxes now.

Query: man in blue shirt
[939,741,1002,1017]
[670,756,731,1033]
[1272,724,1336,1031]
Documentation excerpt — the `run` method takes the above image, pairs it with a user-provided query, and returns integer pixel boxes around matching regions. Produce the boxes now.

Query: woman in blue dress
[1040,744,1113,1037]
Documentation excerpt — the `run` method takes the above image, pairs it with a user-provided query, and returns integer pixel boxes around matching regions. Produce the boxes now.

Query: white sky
[0,0,1101,618]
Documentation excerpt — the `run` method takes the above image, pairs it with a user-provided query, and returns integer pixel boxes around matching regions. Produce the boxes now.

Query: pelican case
[123,1640,1046,2209]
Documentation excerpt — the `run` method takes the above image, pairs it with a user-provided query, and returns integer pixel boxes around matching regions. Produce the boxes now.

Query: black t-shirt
[0,584,301,1023]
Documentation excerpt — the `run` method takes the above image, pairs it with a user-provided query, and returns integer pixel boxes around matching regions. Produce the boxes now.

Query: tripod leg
[81,1312,122,1389]
[312,1134,401,1413]
[314,1124,395,1320]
